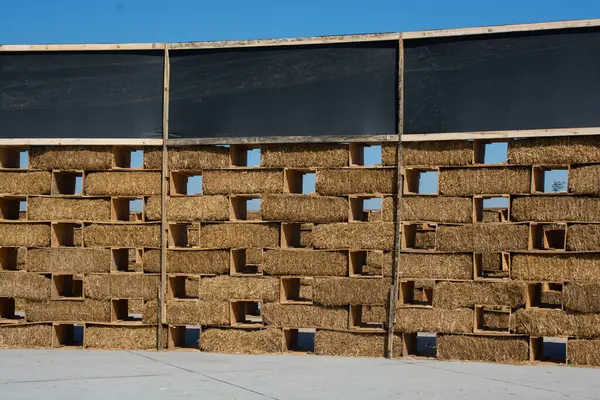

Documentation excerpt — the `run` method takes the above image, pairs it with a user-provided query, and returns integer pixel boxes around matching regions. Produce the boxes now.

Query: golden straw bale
[142,300,158,324]
[24,300,111,322]
[246,248,263,265]
[143,147,162,169]
[0,272,51,300]
[482,309,510,331]
[367,251,394,277]
[312,223,394,250]
[84,274,158,300]
[395,308,473,333]
[437,224,528,252]
[511,309,600,337]
[0,223,50,247]
[262,249,347,276]
[564,283,600,313]
[166,300,229,325]
[83,223,161,247]
[381,143,397,166]
[199,223,279,249]
[567,340,600,367]
[29,146,113,170]
[567,224,600,251]
[166,146,230,170]
[0,323,52,348]
[415,230,436,249]
[203,170,283,195]
[315,330,385,357]
[439,167,530,196]
[511,196,600,222]
[362,305,387,323]
[261,144,348,167]
[262,304,348,330]
[84,171,161,196]
[569,165,600,194]
[0,171,51,195]
[437,334,529,364]
[199,276,279,302]
[201,328,282,354]
[146,196,229,221]
[142,249,229,274]
[401,197,472,223]
[507,136,600,165]
[313,277,389,306]
[433,281,527,309]
[512,253,600,282]
[261,194,348,223]
[28,197,110,221]
[26,248,110,273]
[316,169,396,195]
[402,141,473,166]
[85,325,157,350]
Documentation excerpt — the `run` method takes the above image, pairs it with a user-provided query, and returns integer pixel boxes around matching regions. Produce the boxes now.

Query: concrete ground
[1,350,598,399]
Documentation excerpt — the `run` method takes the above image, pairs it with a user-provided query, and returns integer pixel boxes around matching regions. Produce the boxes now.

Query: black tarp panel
[169,42,398,138]
[0,51,164,138]
[404,28,600,134]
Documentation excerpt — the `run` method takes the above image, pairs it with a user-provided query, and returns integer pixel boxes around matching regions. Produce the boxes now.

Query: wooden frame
[52,323,85,348]
[51,274,84,300]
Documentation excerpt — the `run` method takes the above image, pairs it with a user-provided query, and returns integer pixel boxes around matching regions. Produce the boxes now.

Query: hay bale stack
[564,283,600,313]
[313,277,389,306]
[85,171,161,195]
[166,300,229,325]
[261,143,348,167]
[0,223,50,247]
[83,223,160,247]
[146,196,229,221]
[315,330,385,357]
[395,308,473,333]
[401,197,472,223]
[511,196,600,222]
[0,324,52,348]
[24,300,111,322]
[439,167,531,196]
[361,305,387,323]
[85,325,156,350]
[312,223,394,250]
[261,194,348,223]
[0,171,51,195]
[84,274,158,300]
[262,304,347,329]
[567,340,600,367]
[199,223,279,249]
[367,251,394,277]
[507,136,600,164]
[511,309,600,337]
[512,253,600,282]
[262,249,347,276]
[0,272,51,300]
[316,169,396,195]
[381,143,397,166]
[143,249,229,274]
[203,170,283,195]
[437,224,528,252]
[28,197,111,221]
[29,146,113,170]
[167,146,230,170]
[26,248,110,273]
[201,328,282,354]
[199,276,279,302]
[567,224,600,251]
[437,334,529,363]
[433,281,527,309]
[142,300,158,324]
[402,141,473,166]
[142,147,162,169]
[570,165,600,194]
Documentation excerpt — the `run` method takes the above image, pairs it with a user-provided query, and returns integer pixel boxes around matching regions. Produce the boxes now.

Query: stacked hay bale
[0,145,160,350]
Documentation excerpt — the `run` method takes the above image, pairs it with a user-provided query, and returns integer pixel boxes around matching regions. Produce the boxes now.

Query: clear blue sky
[1,0,598,44]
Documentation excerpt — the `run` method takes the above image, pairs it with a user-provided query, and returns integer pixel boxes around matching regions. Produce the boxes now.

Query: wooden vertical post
[158,46,170,350]
[386,34,404,359]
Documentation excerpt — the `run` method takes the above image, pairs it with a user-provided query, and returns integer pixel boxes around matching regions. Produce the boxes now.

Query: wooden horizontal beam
[0,43,166,52]
[402,18,600,40]
[402,127,600,142]
[0,138,163,146]
[167,33,399,50]
[166,134,399,146]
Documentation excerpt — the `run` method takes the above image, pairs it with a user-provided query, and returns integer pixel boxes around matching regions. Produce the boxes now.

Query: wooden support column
[386,34,404,359]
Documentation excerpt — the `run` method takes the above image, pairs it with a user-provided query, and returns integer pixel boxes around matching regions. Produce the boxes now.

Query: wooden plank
[0,43,166,52]
[167,33,399,50]
[0,138,163,146]
[386,34,404,359]
[402,18,600,40]
[402,127,600,142]
[166,134,398,146]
